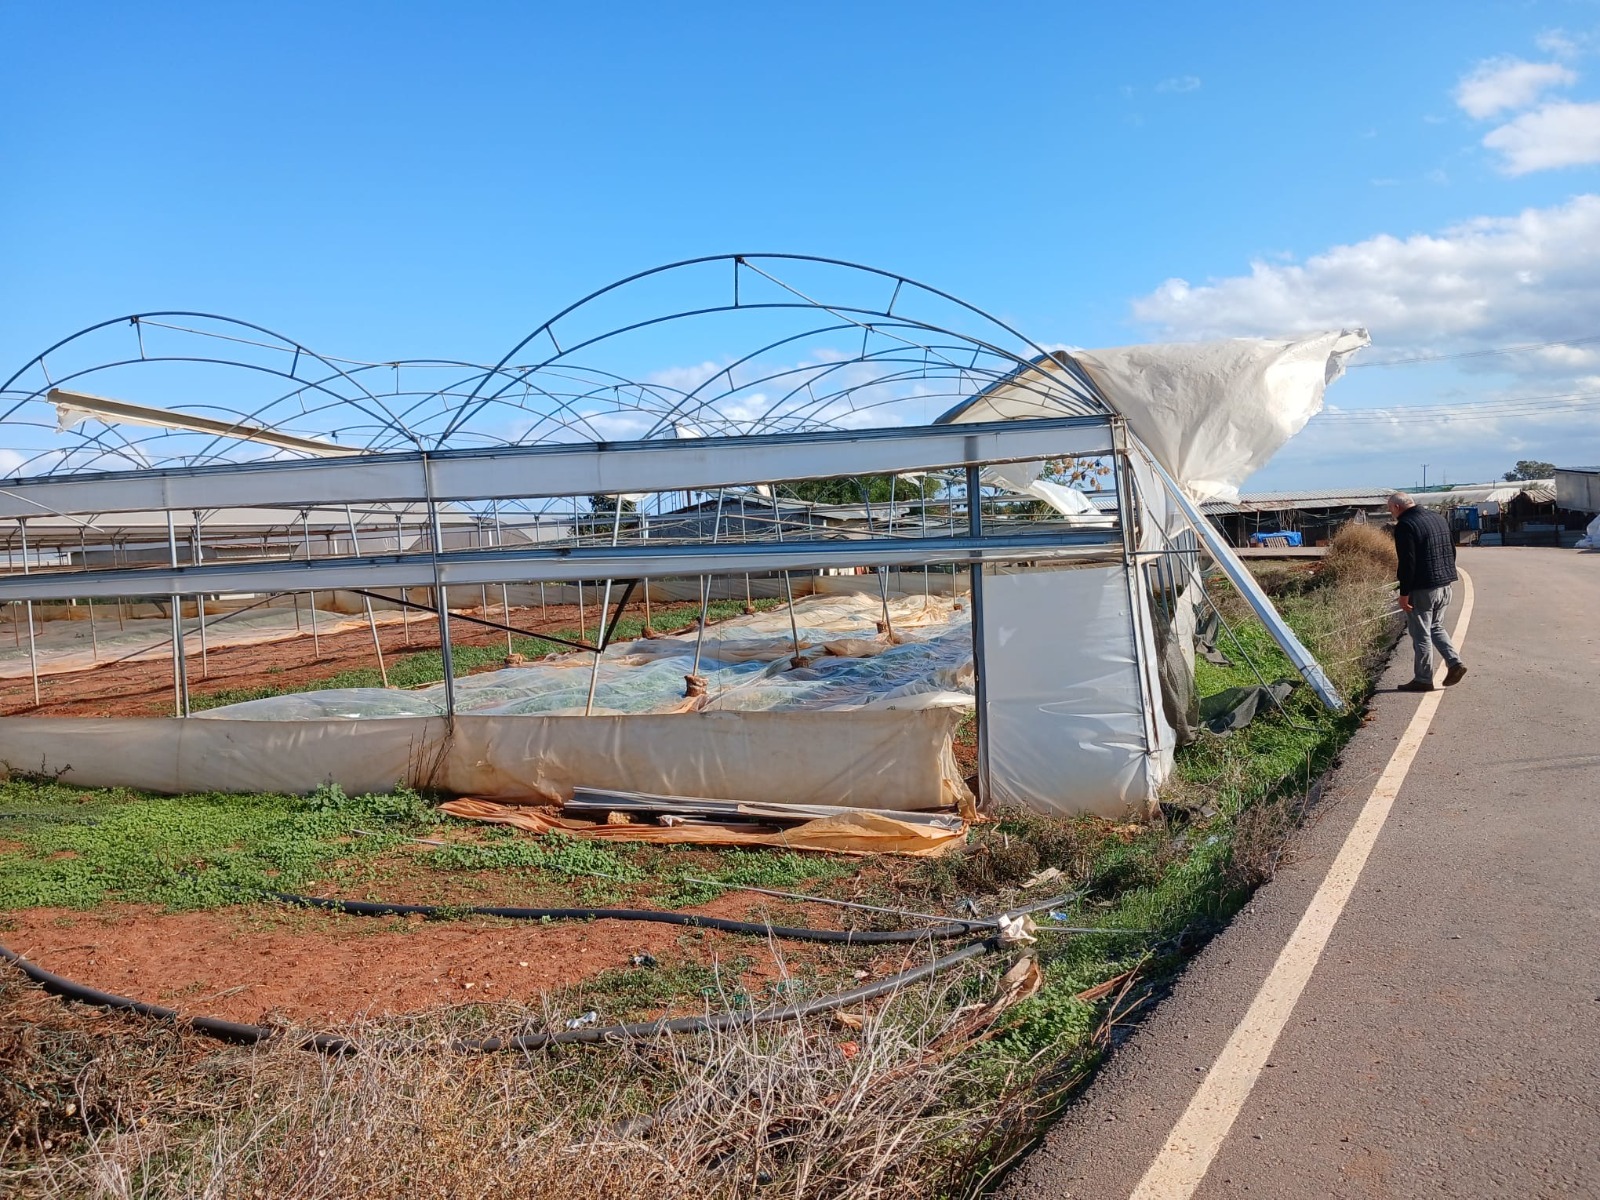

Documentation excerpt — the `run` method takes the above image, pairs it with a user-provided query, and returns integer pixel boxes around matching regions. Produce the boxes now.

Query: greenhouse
[0,256,1362,816]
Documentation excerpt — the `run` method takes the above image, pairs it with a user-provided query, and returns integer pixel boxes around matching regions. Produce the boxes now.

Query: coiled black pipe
[266,890,991,943]
[0,936,1000,1055]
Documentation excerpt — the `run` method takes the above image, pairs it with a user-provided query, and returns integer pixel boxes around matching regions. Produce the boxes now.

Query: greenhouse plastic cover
[0,708,970,811]
[942,330,1371,502]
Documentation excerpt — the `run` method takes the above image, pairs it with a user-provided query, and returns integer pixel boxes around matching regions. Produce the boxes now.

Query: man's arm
[1394,520,1416,607]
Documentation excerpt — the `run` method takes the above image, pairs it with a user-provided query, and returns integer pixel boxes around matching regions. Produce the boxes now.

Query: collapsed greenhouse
[0,256,1366,818]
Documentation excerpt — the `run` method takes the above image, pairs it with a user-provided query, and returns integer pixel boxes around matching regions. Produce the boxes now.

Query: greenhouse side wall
[0,708,970,811]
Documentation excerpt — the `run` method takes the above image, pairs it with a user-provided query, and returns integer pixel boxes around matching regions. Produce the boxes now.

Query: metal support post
[585,499,626,715]
[346,506,389,687]
[422,456,457,720]
[165,511,189,717]
[965,463,990,807]
[192,513,209,677]
[17,521,39,707]
[300,511,320,660]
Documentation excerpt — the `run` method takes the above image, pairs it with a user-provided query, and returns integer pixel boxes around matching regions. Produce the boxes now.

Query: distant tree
[588,494,637,514]
[1503,459,1556,481]
[783,474,943,506]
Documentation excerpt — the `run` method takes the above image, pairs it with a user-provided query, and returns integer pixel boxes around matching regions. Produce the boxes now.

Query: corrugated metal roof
[1205,480,1557,514]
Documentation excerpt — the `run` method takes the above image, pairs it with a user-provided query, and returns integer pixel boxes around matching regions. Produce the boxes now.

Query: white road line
[1128,570,1476,1200]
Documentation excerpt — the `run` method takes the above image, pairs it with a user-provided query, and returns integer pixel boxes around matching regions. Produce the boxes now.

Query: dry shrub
[3,964,1024,1200]
[1321,521,1397,587]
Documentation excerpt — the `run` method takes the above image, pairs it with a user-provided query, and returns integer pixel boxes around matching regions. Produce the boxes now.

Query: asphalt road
[997,547,1600,1199]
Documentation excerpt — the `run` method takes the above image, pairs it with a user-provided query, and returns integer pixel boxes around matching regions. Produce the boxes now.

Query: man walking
[1387,492,1466,693]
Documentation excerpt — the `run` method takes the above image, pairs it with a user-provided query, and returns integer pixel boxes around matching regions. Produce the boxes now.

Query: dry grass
[1321,521,1397,587]
[2,958,1045,1200]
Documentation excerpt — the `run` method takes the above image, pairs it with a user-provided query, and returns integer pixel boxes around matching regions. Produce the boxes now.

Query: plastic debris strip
[438,796,967,856]
[1578,513,1600,550]
[197,592,976,721]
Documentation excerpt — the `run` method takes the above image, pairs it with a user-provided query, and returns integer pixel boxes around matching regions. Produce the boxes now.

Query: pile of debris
[440,787,966,856]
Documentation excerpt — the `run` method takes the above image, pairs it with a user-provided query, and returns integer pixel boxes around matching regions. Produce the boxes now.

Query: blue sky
[4,0,1600,489]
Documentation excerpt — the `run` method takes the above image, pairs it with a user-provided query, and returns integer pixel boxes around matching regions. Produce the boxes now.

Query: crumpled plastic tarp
[438,797,966,856]
[940,330,1370,503]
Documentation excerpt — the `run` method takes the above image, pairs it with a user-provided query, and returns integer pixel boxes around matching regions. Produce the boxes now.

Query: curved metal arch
[0,312,423,445]
[2,256,1111,479]
[633,309,1102,441]
[465,252,1111,415]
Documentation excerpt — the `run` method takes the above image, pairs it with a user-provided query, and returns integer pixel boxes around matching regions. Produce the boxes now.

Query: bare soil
[0,890,890,1028]
[0,600,667,718]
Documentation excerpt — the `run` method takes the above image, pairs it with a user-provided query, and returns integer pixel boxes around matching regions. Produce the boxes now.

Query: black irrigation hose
[266,890,992,944]
[0,942,353,1053]
[0,935,1000,1056]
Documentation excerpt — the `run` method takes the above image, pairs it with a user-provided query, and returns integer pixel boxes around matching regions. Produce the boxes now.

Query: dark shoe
[1443,663,1467,686]
[1396,679,1435,693]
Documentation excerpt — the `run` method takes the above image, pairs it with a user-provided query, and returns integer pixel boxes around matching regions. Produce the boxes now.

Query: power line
[1349,334,1600,368]
[1317,389,1600,423]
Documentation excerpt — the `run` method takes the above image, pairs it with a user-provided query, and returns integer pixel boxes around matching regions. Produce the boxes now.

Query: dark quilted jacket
[1394,506,1458,595]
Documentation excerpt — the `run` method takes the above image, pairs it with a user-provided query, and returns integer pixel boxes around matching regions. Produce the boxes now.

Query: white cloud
[1130,195,1600,367]
[1454,56,1575,118]
[1130,197,1600,487]
[1482,100,1600,174]
[1535,29,1584,59]
[1156,75,1201,94]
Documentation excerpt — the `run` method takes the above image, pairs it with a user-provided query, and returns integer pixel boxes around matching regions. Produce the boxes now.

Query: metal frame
[0,256,1225,811]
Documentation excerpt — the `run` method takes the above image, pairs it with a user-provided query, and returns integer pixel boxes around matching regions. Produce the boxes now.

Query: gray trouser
[1406,584,1462,684]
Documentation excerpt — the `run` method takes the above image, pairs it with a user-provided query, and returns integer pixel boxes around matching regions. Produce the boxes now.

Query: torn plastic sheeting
[1199,681,1295,735]
[938,330,1369,503]
[438,797,967,857]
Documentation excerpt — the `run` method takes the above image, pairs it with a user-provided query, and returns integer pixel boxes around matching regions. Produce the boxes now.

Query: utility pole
[1421,464,1428,490]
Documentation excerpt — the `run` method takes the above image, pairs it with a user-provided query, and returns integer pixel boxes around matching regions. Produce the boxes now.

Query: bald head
[1386,492,1415,516]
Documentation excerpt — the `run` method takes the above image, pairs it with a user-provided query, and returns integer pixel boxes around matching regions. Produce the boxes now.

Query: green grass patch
[0,779,432,910]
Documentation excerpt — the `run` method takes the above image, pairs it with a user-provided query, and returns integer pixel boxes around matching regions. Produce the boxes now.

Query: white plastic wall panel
[980,564,1154,816]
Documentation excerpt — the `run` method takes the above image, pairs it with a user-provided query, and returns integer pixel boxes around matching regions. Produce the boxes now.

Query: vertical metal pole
[965,463,989,807]
[1112,423,1163,761]
[17,522,40,707]
[395,515,412,646]
[346,506,389,687]
[77,531,100,662]
[770,485,802,658]
[492,505,513,657]
[192,513,209,678]
[300,511,320,660]
[422,456,457,720]
[689,490,727,679]
[584,500,627,715]
[165,511,189,717]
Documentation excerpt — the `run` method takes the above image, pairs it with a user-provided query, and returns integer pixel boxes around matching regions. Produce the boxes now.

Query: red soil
[0,891,902,1029]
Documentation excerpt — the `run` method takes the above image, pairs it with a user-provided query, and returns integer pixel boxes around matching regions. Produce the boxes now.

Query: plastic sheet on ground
[438,796,966,856]
[196,592,976,721]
